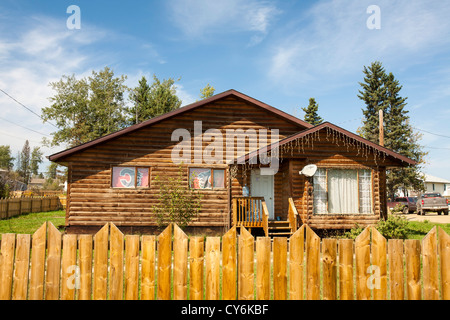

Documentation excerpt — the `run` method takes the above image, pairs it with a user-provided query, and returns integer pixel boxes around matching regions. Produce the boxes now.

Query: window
[313,168,373,214]
[189,168,225,189]
[112,167,149,188]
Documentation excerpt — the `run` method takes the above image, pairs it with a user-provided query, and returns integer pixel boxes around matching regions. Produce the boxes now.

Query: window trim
[111,166,151,189]
[313,167,374,215]
[188,166,227,190]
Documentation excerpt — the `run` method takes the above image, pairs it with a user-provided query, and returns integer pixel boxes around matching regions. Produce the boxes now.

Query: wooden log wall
[62,97,305,232]
[279,128,395,230]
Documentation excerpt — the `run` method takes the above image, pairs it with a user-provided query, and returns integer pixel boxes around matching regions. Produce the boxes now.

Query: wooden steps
[268,220,293,238]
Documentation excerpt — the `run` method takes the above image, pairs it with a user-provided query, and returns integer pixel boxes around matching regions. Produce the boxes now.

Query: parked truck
[416,192,449,215]
[387,197,418,214]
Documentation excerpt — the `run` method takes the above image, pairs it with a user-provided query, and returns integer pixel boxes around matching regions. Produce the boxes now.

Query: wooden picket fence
[0,222,449,300]
[0,196,63,220]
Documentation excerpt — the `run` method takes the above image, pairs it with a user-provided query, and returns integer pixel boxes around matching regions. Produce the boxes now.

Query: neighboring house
[423,174,450,198]
[28,178,46,189]
[49,90,415,235]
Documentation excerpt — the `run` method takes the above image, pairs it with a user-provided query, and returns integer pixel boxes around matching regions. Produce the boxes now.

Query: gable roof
[48,89,312,162]
[239,121,417,166]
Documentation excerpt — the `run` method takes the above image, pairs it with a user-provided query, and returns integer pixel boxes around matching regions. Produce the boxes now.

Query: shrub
[343,224,364,239]
[153,165,203,230]
[376,214,409,239]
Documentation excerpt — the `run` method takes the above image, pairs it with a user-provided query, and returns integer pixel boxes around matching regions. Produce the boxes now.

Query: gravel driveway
[400,212,450,224]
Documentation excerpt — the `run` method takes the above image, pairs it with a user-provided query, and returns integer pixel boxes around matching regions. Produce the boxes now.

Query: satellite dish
[299,164,317,177]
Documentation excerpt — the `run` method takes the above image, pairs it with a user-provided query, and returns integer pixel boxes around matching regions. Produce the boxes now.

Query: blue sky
[1,0,450,181]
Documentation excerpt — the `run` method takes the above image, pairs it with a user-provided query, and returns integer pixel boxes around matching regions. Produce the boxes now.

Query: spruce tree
[357,61,387,144]
[358,62,427,197]
[302,98,323,126]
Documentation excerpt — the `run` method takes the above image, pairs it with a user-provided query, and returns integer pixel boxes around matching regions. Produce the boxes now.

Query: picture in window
[189,168,226,189]
[189,168,212,189]
[112,167,149,188]
[112,167,135,188]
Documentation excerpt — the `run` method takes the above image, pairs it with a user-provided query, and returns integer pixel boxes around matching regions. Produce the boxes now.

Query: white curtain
[328,170,358,214]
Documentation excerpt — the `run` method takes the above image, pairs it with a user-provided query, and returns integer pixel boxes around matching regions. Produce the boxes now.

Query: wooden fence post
[173,224,188,300]
[388,239,404,300]
[438,227,450,300]
[273,237,288,300]
[0,233,16,300]
[78,234,93,300]
[371,227,387,300]
[256,237,271,300]
[405,239,421,300]
[306,225,320,300]
[45,222,61,300]
[222,226,237,300]
[141,235,156,300]
[289,226,304,300]
[125,235,140,300]
[338,239,354,300]
[205,237,220,300]
[93,224,109,300]
[109,224,124,300]
[157,224,172,300]
[322,238,337,300]
[189,237,204,300]
[29,223,47,300]
[238,227,254,300]
[422,227,439,300]
[355,227,371,300]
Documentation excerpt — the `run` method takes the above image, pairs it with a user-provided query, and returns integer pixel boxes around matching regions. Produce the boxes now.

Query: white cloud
[168,0,280,44]
[267,0,450,86]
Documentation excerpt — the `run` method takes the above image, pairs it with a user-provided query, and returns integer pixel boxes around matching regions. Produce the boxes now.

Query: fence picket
[189,237,204,300]
[78,234,93,300]
[256,237,271,300]
[355,227,371,300]
[273,237,287,300]
[405,239,421,300]
[12,234,30,300]
[289,226,304,300]
[222,226,237,300]
[306,225,320,300]
[125,235,140,300]
[422,226,439,300]
[238,227,254,300]
[141,235,156,300]
[109,224,124,300]
[371,227,387,300]
[173,225,188,300]
[61,234,78,300]
[438,227,450,300]
[322,238,337,300]
[157,224,172,300]
[29,222,46,300]
[205,237,220,300]
[338,239,354,300]
[93,224,109,300]
[388,239,404,300]
[45,222,61,300]
[0,222,449,301]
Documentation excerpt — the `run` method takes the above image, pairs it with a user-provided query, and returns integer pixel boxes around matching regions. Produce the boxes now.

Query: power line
[0,116,51,137]
[412,126,450,139]
[0,87,58,129]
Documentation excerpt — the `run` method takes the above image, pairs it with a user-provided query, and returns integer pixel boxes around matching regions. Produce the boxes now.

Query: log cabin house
[49,89,415,236]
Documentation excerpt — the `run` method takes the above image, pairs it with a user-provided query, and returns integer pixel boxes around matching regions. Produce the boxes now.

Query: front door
[251,169,275,220]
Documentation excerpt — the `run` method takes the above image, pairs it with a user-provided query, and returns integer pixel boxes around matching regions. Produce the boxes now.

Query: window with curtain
[313,168,373,214]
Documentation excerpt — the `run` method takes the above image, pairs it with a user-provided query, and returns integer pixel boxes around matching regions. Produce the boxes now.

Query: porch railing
[232,197,268,236]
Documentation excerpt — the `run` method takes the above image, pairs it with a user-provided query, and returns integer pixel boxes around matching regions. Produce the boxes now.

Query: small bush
[376,214,409,239]
[343,224,364,239]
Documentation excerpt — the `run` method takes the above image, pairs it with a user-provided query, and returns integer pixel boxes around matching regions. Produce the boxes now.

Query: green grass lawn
[0,210,65,234]
[406,220,450,240]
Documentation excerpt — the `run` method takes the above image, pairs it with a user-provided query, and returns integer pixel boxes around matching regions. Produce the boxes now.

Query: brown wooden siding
[63,97,305,230]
